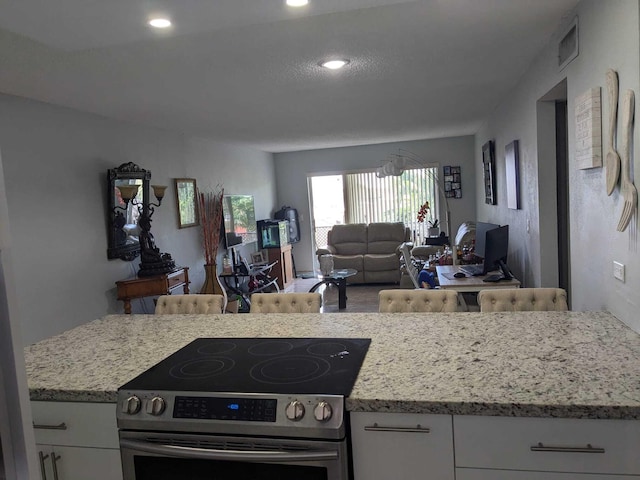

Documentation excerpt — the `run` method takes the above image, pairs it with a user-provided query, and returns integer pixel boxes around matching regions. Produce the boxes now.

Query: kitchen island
[25,312,640,480]
[25,311,640,418]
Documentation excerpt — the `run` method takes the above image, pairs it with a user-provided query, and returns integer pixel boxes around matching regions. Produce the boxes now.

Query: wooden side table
[116,267,190,314]
[266,244,294,289]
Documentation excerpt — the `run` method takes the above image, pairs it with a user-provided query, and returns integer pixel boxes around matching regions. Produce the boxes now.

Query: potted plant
[428,219,439,237]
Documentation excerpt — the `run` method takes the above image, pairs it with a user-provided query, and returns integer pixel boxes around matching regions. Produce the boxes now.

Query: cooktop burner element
[120,337,371,396]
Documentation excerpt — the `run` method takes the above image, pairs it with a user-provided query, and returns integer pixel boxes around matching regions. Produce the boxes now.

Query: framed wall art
[482,140,496,205]
[175,178,199,228]
[505,140,521,209]
[443,165,462,198]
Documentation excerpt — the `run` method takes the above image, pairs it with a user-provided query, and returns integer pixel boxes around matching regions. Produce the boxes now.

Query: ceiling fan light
[286,0,309,6]
[149,18,172,29]
[320,59,350,70]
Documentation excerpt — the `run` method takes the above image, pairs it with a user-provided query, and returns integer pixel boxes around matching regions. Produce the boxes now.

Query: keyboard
[460,265,484,276]
[483,274,504,283]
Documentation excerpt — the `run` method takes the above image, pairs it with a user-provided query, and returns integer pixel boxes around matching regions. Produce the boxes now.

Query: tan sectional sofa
[316,222,410,284]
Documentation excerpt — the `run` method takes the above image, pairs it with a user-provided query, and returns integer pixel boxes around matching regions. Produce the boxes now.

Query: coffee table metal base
[309,277,349,309]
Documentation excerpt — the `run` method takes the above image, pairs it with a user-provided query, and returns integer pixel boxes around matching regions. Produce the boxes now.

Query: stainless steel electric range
[117,337,371,480]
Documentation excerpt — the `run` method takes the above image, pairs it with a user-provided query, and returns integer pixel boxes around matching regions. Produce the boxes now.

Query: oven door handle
[120,439,339,463]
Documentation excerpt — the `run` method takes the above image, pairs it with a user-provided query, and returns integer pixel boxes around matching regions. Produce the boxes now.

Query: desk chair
[155,294,225,314]
[249,293,322,313]
[378,289,459,313]
[399,243,422,289]
[478,288,568,312]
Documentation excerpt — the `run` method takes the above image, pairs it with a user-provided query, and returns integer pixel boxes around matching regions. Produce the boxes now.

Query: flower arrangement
[417,201,430,222]
[197,186,225,265]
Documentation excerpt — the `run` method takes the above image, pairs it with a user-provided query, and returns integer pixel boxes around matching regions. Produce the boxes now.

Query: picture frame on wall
[175,178,199,228]
[443,165,462,199]
[482,140,497,205]
[505,140,521,209]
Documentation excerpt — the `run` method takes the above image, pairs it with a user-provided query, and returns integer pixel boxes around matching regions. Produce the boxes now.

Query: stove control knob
[123,395,141,415]
[146,396,166,416]
[313,401,333,422]
[285,400,305,421]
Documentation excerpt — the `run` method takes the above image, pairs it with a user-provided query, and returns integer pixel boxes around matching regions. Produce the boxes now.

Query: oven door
[119,430,349,480]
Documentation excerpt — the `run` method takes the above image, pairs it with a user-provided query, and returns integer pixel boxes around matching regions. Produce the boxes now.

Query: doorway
[308,175,344,258]
[537,79,571,304]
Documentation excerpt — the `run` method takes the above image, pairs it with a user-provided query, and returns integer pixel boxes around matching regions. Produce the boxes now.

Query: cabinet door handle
[33,422,67,430]
[50,452,61,480]
[530,442,605,454]
[38,451,49,480]
[364,423,431,433]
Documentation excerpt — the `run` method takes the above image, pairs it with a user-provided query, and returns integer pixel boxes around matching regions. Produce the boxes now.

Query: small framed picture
[174,178,199,228]
[251,251,266,265]
[444,175,454,182]
[443,166,451,175]
[453,173,461,183]
[444,181,452,191]
[455,189,462,198]
[452,166,461,174]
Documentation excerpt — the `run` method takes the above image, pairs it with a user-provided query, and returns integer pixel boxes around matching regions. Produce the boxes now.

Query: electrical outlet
[613,261,625,282]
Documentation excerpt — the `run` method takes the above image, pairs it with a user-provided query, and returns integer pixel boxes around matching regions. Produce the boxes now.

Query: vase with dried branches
[197,187,227,305]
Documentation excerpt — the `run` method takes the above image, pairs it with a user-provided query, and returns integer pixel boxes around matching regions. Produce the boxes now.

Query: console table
[116,267,189,314]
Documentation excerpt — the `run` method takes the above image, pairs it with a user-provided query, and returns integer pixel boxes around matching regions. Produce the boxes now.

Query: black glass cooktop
[120,338,371,396]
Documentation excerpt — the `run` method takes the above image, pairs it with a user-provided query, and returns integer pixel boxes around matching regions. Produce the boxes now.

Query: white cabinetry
[31,402,122,480]
[350,412,454,480]
[454,415,640,479]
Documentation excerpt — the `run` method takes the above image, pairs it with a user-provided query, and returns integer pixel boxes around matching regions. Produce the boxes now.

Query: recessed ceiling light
[320,59,350,70]
[286,0,309,6]
[148,18,172,29]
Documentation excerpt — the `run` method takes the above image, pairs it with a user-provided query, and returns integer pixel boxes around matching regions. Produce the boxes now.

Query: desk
[436,265,520,310]
[436,265,520,291]
[116,267,189,314]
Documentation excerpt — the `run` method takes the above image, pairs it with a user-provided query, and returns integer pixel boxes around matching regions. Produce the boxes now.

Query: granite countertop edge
[25,311,640,419]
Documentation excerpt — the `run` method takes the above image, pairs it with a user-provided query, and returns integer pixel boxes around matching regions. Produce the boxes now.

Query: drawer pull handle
[364,423,430,434]
[38,451,49,480]
[530,442,605,454]
[33,422,68,430]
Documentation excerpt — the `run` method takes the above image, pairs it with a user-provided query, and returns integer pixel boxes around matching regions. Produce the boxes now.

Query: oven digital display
[173,396,277,422]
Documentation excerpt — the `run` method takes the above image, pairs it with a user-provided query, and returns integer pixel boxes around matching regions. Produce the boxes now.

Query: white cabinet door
[36,444,122,480]
[32,401,122,480]
[350,412,454,480]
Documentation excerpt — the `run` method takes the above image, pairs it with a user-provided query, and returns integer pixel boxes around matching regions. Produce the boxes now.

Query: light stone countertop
[24,311,640,418]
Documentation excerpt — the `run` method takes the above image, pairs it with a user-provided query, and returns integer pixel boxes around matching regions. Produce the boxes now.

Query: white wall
[0,93,276,345]
[273,137,476,272]
[475,0,640,330]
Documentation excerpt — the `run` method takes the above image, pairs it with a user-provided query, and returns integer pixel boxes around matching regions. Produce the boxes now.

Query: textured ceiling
[0,0,579,153]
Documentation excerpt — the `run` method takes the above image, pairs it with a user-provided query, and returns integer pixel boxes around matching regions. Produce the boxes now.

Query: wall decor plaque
[575,87,602,169]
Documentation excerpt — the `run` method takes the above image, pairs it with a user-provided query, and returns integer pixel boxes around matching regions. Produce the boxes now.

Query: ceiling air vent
[558,17,578,71]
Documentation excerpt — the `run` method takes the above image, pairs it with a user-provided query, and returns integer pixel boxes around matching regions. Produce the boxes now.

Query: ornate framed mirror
[107,162,150,261]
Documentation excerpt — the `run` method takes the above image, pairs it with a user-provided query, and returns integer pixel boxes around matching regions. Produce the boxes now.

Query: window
[310,167,438,248]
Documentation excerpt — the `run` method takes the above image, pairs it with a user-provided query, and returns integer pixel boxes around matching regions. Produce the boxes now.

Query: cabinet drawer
[457,468,640,480]
[350,412,454,480]
[454,415,640,475]
[167,270,186,289]
[32,402,119,448]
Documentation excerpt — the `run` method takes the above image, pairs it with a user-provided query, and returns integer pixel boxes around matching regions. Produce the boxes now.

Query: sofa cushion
[332,254,364,272]
[367,222,408,254]
[363,253,400,272]
[329,224,368,255]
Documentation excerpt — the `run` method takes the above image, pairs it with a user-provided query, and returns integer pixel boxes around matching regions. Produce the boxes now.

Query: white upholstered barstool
[249,293,322,313]
[478,288,568,312]
[154,294,225,314]
[378,289,459,313]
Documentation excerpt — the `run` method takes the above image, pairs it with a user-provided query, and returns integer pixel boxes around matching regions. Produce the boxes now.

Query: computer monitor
[482,224,513,278]
[474,222,499,259]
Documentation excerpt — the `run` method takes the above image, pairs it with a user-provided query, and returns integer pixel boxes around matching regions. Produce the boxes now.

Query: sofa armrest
[316,246,336,256]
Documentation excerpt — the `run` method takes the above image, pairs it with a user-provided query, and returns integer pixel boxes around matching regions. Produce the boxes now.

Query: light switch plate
[613,261,625,282]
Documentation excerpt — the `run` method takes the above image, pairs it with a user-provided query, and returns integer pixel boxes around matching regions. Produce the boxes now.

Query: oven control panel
[117,391,345,439]
[174,396,277,422]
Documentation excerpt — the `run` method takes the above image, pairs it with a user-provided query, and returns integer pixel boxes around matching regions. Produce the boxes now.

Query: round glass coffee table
[309,268,358,310]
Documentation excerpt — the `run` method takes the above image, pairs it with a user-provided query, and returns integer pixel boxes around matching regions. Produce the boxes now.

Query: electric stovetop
[120,338,371,396]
